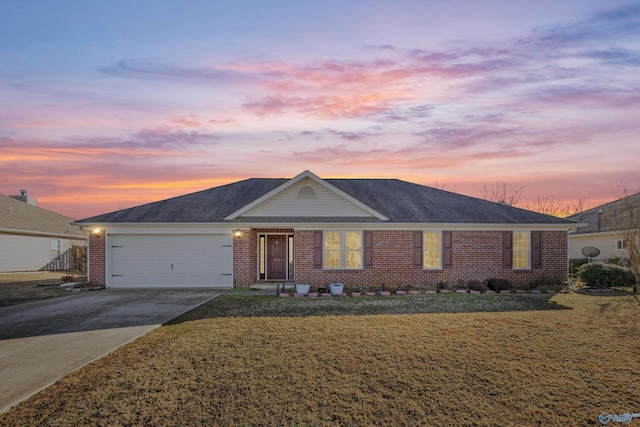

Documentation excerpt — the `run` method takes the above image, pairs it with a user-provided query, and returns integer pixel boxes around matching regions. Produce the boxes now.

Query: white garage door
[109,234,233,288]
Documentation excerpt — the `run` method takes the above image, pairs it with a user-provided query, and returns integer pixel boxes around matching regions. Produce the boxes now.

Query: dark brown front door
[267,235,286,280]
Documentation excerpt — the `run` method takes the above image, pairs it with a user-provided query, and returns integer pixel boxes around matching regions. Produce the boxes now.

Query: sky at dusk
[1,0,639,219]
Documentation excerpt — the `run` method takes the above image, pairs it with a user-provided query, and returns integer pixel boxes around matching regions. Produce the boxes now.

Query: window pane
[513,232,529,269]
[345,232,361,250]
[324,232,342,269]
[344,232,362,269]
[423,232,441,269]
[324,232,341,249]
[324,250,342,269]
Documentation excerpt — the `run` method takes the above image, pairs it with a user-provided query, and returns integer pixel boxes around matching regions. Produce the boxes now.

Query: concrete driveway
[0,288,223,413]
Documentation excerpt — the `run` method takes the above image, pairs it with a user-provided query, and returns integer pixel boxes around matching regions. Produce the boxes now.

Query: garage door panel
[109,235,232,288]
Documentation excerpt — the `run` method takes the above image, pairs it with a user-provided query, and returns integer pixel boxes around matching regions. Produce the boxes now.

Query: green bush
[578,263,636,288]
[486,278,513,292]
[569,258,589,275]
[467,280,486,292]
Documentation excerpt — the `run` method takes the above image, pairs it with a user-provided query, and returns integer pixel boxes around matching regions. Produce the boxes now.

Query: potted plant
[295,283,310,295]
[329,282,344,296]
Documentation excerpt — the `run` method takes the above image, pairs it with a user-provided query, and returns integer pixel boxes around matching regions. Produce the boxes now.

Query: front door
[267,235,286,280]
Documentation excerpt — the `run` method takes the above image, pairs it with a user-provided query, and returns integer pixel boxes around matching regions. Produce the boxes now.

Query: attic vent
[297,185,317,199]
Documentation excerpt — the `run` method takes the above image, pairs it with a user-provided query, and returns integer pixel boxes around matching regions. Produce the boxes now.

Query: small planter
[409,290,420,295]
[456,289,467,294]
[329,283,344,296]
[351,292,361,297]
[365,292,376,296]
[337,293,347,297]
[546,289,557,294]
[380,291,391,296]
[279,293,289,298]
[396,290,407,296]
[470,290,481,295]
[308,293,318,298]
[515,290,525,294]
[294,293,304,298]
[425,290,437,295]
[295,283,310,296]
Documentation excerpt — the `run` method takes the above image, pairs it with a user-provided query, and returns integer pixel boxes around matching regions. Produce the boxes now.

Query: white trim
[224,170,388,221]
[0,227,85,239]
[76,221,575,233]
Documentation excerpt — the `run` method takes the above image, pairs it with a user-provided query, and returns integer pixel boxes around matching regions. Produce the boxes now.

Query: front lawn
[2,293,638,426]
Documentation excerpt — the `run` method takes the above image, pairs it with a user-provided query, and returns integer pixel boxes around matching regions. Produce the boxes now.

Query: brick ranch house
[75,170,576,289]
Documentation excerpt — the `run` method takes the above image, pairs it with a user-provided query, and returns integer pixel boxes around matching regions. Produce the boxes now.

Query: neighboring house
[76,170,575,289]
[0,191,86,272]
[566,192,640,262]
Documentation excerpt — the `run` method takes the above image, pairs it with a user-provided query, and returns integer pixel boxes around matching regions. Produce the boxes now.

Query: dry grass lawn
[1,293,639,426]
[0,272,70,307]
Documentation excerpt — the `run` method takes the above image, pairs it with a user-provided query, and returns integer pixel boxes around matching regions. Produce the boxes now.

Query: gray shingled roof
[0,194,84,236]
[76,177,575,225]
[566,192,640,234]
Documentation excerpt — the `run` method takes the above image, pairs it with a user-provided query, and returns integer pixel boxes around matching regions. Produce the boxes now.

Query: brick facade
[88,231,106,285]
[234,229,568,289]
[89,228,567,288]
[233,229,257,288]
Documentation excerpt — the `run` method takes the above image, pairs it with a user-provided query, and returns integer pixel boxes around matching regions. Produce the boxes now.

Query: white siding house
[0,192,86,272]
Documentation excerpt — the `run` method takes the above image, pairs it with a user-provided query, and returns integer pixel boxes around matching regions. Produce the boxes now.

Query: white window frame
[323,231,363,270]
[423,231,442,270]
[512,231,530,270]
[616,239,627,250]
[50,239,61,261]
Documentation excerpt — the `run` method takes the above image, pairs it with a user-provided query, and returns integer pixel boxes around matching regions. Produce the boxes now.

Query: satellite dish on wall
[581,246,600,258]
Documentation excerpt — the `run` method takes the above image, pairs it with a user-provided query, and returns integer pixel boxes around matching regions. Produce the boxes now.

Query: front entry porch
[257,231,294,281]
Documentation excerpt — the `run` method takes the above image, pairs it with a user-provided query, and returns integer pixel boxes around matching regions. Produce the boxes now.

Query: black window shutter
[413,231,423,268]
[313,231,323,269]
[503,231,513,268]
[364,231,374,269]
[443,231,452,268]
[531,231,542,269]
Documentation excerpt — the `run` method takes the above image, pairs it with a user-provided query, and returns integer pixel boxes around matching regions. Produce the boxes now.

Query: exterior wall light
[233,229,242,237]
[92,228,101,235]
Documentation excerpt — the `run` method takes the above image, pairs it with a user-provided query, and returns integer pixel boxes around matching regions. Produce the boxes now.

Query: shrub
[603,255,631,267]
[569,258,589,275]
[485,278,513,292]
[578,263,636,288]
[467,280,486,292]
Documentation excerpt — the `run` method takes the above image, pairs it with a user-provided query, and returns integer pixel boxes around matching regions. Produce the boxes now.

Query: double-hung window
[512,231,530,269]
[323,231,362,269]
[423,232,442,269]
[616,239,627,250]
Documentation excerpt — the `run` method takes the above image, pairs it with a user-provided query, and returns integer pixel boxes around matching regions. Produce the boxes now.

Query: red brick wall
[289,229,567,289]
[88,231,106,285]
[233,229,257,287]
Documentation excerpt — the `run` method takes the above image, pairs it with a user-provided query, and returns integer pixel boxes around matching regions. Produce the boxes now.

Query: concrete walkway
[0,289,223,413]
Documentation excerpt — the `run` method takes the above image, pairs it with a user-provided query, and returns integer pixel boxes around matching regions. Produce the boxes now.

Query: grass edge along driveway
[2,292,639,426]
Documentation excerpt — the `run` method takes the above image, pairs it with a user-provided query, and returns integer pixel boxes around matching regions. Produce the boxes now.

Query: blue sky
[1,0,639,218]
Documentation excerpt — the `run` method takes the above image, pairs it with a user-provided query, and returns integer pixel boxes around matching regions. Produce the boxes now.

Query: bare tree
[612,185,640,292]
[480,182,524,206]
[525,195,587,217]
